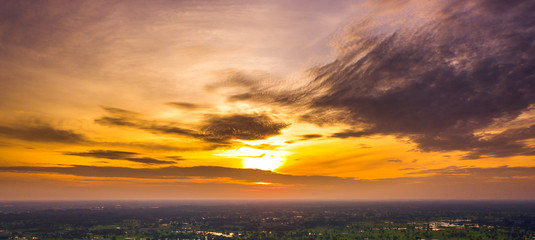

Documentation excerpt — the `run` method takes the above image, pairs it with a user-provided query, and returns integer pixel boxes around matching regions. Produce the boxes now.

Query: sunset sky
[1,0,534,200]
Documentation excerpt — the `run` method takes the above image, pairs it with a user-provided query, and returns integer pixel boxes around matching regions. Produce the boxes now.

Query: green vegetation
[0,201,534,239]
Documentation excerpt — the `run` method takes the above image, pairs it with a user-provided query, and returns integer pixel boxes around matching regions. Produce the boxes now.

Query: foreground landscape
[1,201,534,240]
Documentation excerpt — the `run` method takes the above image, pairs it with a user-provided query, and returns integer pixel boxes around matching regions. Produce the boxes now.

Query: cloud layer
[65,150,176,164]
[1,164,533,199]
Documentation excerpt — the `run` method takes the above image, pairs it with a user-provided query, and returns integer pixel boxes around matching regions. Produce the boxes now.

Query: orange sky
[1,0,534,200]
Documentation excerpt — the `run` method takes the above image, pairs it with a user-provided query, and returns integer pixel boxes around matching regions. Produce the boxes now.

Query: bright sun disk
[216,147,287,171]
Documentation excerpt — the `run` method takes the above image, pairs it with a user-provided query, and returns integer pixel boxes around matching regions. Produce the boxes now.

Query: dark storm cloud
[95,107,288,144]
[0,124,87,143]
[64,150,175,165]
[228,0,535,158]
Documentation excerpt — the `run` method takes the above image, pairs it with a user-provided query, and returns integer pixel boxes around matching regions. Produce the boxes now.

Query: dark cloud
[64,150,175,165]
[95,107,288,144]
[0,124,87,143]
[387,159,402,163]
[228,0,535,159]
[461,124,535,159]
[199,114,288,143]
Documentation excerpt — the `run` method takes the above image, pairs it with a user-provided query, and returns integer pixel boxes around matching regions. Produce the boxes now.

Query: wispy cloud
[64,150,175,164]
[95,106,289,144]
[166,102,210,110]
[0,165,355,186]
[65,150,136,159]
[0,124,87,144]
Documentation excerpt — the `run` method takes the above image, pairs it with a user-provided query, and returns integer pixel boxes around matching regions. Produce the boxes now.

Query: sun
[216,147,287,171]
[241,154,285,171]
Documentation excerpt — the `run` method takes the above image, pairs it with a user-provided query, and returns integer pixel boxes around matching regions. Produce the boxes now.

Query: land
[0,201,534,240]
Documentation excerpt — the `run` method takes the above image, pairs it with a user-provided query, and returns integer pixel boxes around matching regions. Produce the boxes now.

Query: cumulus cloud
[227,0,535,159]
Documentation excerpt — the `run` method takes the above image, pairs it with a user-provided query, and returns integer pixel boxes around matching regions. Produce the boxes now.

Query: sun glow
[216,147,287,171]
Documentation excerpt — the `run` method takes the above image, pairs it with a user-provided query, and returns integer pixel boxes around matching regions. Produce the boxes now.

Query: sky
[1,0,534,200]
